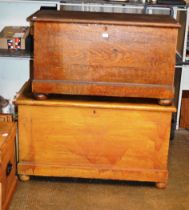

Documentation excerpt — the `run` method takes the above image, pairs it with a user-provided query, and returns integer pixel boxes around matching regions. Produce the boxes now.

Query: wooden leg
[155,182,167,189]
[19,175,30,182]
[158,99,173,106]
[33,93,48,100]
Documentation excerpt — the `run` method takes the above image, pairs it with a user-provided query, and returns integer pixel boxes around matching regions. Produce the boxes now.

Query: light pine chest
[17,83,175,188]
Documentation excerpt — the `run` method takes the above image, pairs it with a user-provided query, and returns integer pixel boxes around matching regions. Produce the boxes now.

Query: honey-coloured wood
[16,83,175,187]
[0,122,17,210]
[33,93,48,100]
[155,182,167,189]
[158,99,173,106]
[19,174,30,182]
[29,10,179,100]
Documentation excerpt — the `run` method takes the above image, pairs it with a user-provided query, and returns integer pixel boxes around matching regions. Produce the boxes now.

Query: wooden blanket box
[29,10,179,104]
[16,83,175,188]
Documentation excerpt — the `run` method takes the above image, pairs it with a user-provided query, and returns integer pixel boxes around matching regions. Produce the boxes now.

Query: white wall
[0,1,58,102]
[0,57,30,100]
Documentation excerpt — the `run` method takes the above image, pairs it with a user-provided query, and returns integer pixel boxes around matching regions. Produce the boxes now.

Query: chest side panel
[34,22,177,85]
[18,105,171,171]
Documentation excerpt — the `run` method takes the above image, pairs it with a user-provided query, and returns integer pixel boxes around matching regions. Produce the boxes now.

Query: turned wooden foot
[33,93,48,100]
[155,182,167,189]
[19,175,30,182]
[158,99,173,106]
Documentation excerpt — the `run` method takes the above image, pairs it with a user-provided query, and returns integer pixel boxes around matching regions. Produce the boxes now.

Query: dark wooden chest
[30,10,179,102]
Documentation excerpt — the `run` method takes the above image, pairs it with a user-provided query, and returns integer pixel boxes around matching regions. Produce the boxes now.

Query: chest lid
[28,9,180,28]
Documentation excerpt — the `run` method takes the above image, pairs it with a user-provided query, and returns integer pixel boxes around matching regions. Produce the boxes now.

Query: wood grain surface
[17,83,175,187]
[29,10,180,28]
[0,122,17,210]
[31,10,179,99]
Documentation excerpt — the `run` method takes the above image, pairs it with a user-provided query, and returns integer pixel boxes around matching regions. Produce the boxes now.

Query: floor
[9,129,189,210]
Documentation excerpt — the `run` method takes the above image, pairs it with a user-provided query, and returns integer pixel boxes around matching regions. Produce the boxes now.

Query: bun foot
[155,182,167,189]
[158,99,173,106]
[33,93,48,100]
[19,175,30,182]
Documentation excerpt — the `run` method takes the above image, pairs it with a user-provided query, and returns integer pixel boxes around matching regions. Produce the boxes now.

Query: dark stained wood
[31,10,179,99]
[29,10,180,28]
[32,80,173,98]
[180,91,189,128]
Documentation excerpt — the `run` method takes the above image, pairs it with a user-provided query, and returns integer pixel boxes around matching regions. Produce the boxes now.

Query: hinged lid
[28,10,180,28]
